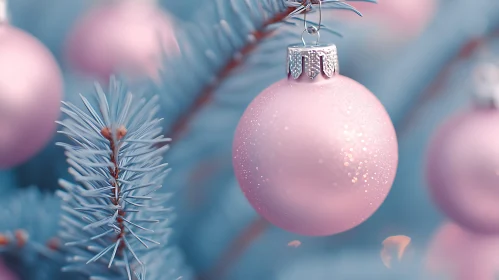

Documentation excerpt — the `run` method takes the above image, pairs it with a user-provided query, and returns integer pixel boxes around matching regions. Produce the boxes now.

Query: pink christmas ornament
[426,222,499,280]
[65,0,179,82]
[343,0,436,38]
[426,107,499,234]
[233,44,398,236]
[0,13,63,168]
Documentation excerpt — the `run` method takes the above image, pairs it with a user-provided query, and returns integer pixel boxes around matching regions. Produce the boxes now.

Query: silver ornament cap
[286,43,339,80]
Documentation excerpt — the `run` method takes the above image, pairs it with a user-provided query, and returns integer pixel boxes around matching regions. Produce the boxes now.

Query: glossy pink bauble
[0,25,63,169]
[427,108,499,234]
[65,1,179,82]
[344,0,436,38]
[233,75,398,236]
[426,222,499,280]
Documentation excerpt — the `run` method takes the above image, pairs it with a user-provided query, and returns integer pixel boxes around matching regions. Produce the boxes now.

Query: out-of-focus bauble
[426,222,499,280]
[0,25,63,169]
[233,71,398,236]
[65,0,179,82]
[345,0,436,39]
[426,108,499,234]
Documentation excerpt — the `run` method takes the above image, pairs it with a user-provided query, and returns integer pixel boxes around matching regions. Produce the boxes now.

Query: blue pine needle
[56,77,175,280]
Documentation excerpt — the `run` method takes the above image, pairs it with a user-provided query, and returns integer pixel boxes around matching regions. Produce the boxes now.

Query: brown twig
[398,28,499,131]
[101,126,127,252]
[169,6,297,141]
[199,218,269,280]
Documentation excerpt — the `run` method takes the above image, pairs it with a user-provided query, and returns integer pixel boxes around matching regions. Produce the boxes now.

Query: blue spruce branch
[56,77,176,280]
[0,187,67,280]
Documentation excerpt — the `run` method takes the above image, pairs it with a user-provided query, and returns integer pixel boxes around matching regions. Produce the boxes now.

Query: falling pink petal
[380,235,411,268]
[287,240,301,248]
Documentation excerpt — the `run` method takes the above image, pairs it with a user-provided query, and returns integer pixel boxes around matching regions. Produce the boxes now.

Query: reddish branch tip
[117,126,127,140]
[101,127,111,140]
[15,230,28,247]
[47,237,60,251]
[100,126,127,141]
[0,234,9,246]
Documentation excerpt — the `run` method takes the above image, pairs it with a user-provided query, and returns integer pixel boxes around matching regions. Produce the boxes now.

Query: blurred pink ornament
[65,0,179,82]
[0,258,17,280]
[341,0,436,39]
[426,108,499,234]
[426,222,499,280]
[233,44,398,236]
[0,24,63,169]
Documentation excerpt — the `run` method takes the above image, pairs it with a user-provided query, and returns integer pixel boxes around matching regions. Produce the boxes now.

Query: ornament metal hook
[287,1,339,80]
[301,0,322,46]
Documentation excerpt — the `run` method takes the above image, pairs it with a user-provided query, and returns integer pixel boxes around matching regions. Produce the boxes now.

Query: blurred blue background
[3,0,499,279]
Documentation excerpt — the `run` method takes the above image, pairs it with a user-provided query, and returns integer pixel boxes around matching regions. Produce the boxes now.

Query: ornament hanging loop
[301,29,321,46]
[287,0,339,80]
[301,0,322,46]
